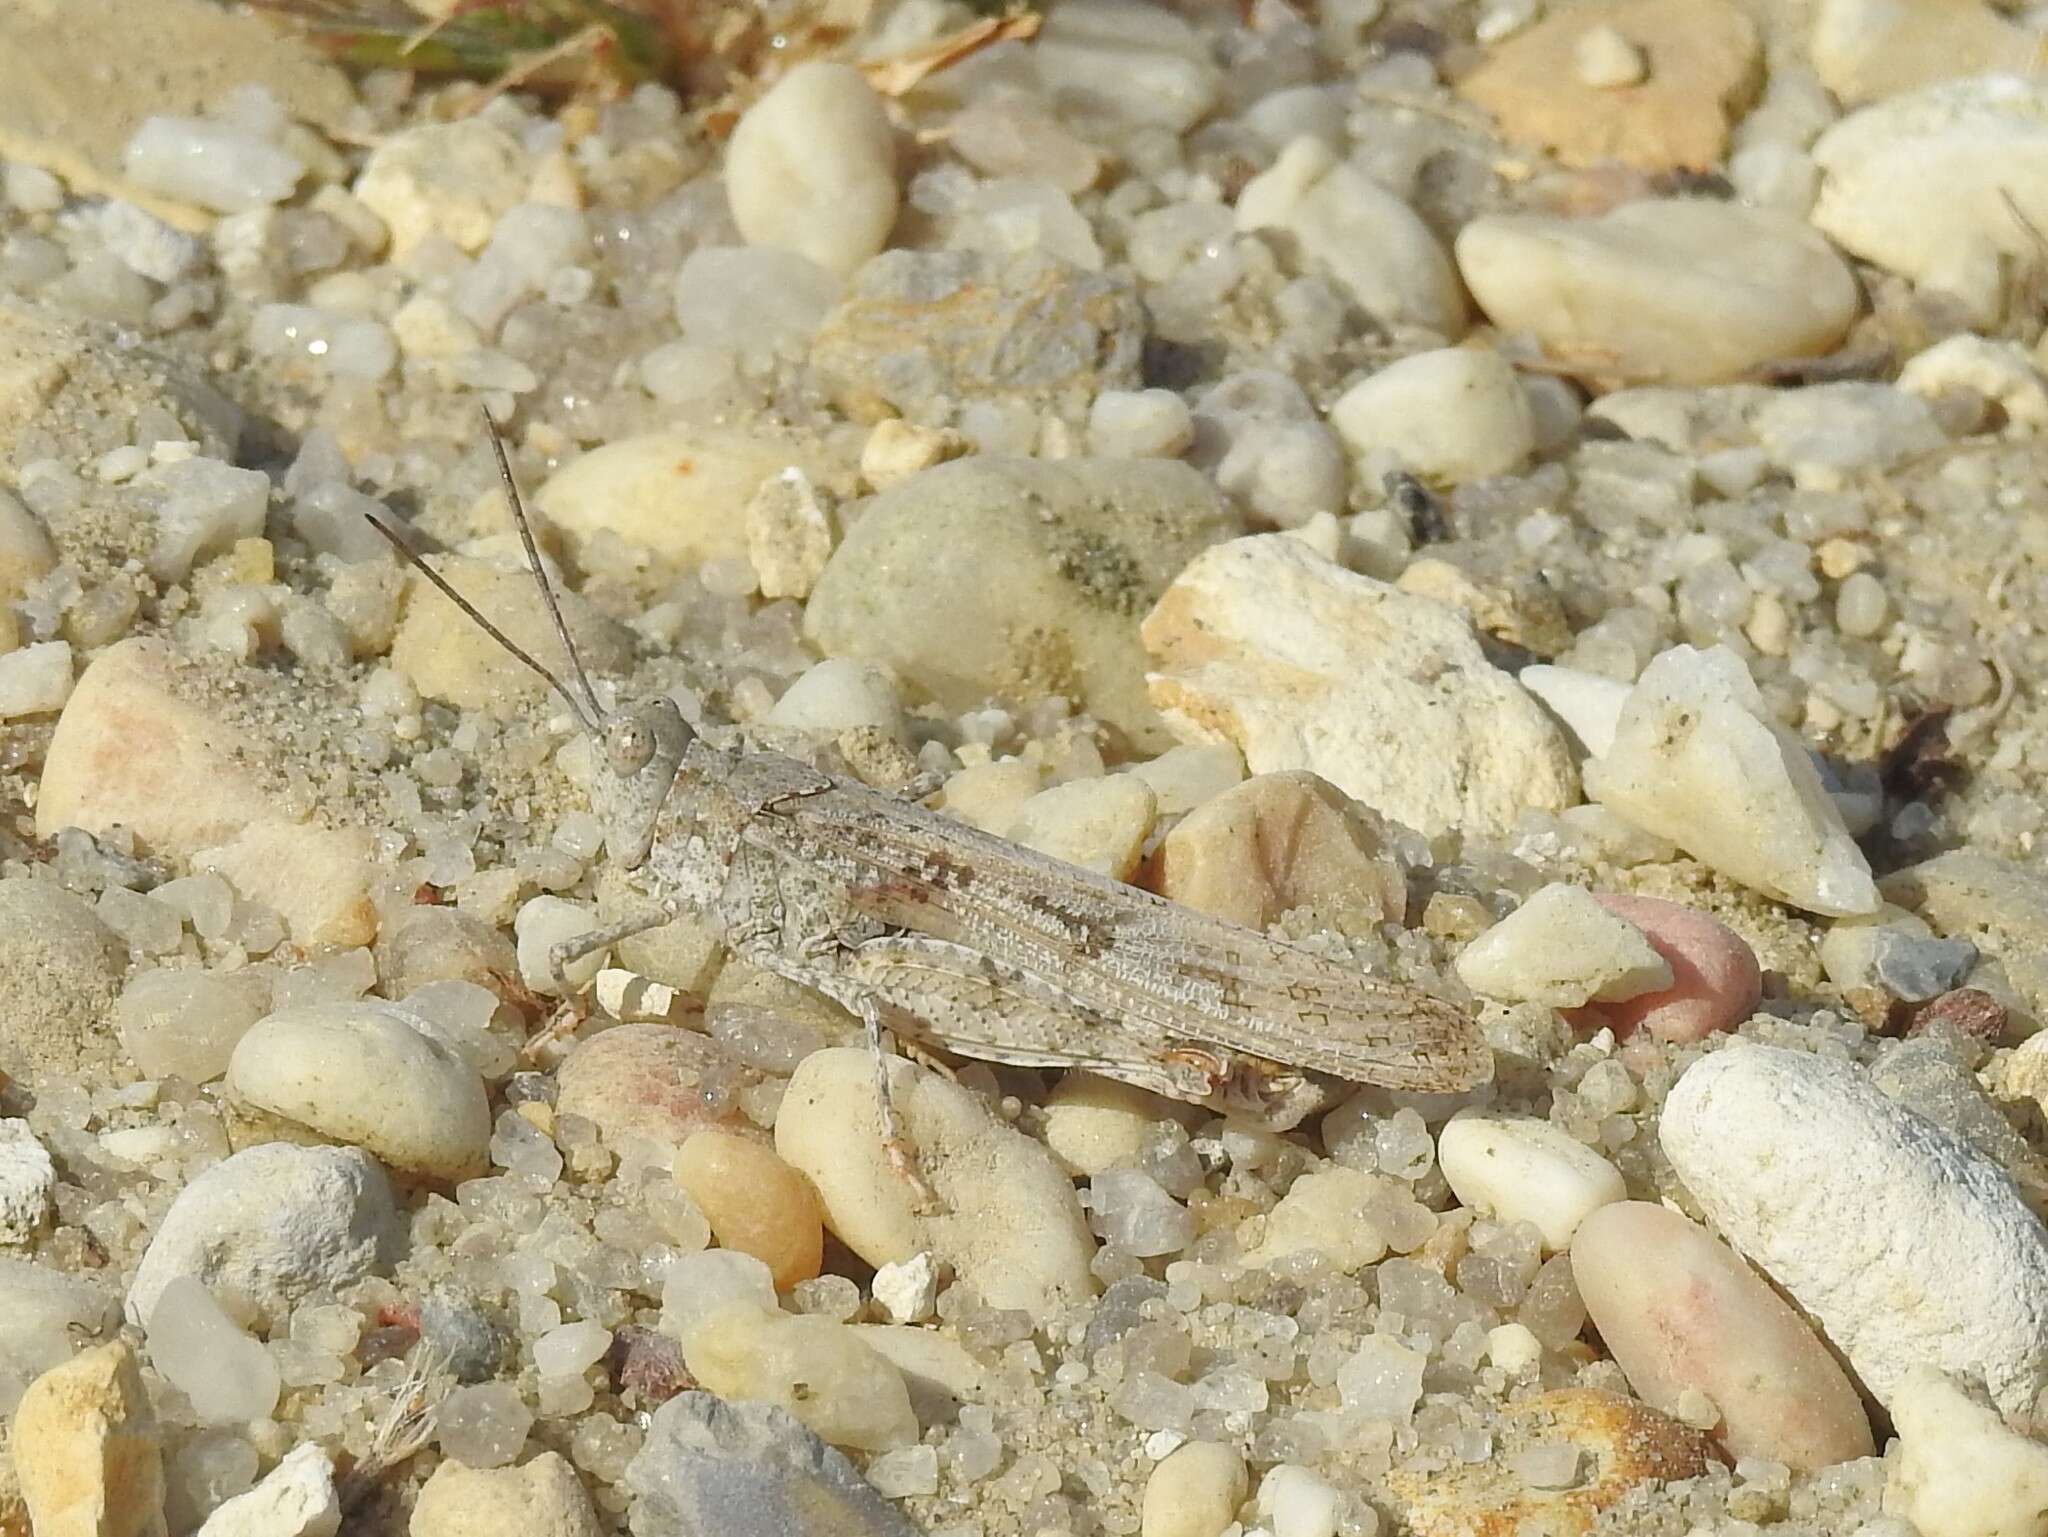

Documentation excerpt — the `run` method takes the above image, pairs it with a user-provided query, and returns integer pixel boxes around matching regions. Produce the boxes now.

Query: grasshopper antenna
[362,509,604,737]
[481,409,607,728]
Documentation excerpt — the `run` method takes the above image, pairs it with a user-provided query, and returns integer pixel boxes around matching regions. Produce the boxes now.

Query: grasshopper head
[595,696,694,867]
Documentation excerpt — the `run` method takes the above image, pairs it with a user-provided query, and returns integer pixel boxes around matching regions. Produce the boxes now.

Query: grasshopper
[374,418,1492,1173]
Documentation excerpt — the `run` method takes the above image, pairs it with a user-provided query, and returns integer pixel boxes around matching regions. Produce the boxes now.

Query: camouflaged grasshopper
[374,418,1492,1168]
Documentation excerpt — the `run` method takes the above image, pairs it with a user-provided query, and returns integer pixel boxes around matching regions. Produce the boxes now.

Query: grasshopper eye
[605,717,656,775]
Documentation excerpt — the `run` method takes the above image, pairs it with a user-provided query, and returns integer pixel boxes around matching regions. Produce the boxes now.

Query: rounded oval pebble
[113,967,270,1083]
[1571,1201,1874,1470]
[555,1024,762,1158]
[1003,775,1157,881]
[1662,1043,2048,1416]
[1143,1440,1247,1537]
[127,1141,403,1331]
[1570,893,1762,1043]
[674,1128,824,1291]
[1454,883,1673,1008]
[226,1002,490,1181]
[1456,200,1859,386]
[0,877,124,1083]
[723,62,898,278]
[410,1449,602,1537]
[776,1047,1097,1322]
[1437,1112,1625,1252]
[1329,348,1536,485]
[1044,1072,1178,1178]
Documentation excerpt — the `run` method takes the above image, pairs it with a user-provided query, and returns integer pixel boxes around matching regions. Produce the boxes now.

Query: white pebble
[515,895,609,994]
[145,1276,280,1424]
[873,1251,940,1324]
[0,641,72,718]
[226,1002,491,1181]
[1438,1112,1626,1251]
[192,1442,337,1537]
[1090,390,1196,459]
[1574,24,1647,87]
[141,458,269,584]
[765,658,904,741]
[1585,644,1880,916]
[0,1121,55,1243]
[1258,1463,1342,1537]
[1142,1440,1247,1537]
[659,1248,778,1345]
[1330,347,1536,484]
[1886,1366,2048,1537]
[532,1320,611,1379]
[122,116,303,213]
[1835,571,1890,637]
[1517,664,1630,759]
[1662,1045,2048,1416]
[3,163,62,213]
[724,62,898,278]
[1455,883,1672,1007]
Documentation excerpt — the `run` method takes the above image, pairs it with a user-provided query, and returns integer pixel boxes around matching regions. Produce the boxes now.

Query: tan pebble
[0,490,56,606]
[390,555,629,716]
[1574,24,1648,87]
[1460,0,1760,171]
[860,419,969,491]
[1386,1388,1710,1537]
[1003,775,1157,880]
[10,1340,166,1537]
[408,1450,601,1537]
[1043,1072,1181,1178]
[941,760,1044,835]
[1147,770,1406,934]
[674,1128,823,1290]
[1244,1166,1394,1272]
[556,1025,763,1159]
[1815,537,1871,579]
[195,818,378,950]
[680,1304,918,1452]
[1142,1441,1247,1537]
[1572,1201,1873,1470]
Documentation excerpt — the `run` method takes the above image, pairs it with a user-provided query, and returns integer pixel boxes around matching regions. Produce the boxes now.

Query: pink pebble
[1568,893,1761,1044]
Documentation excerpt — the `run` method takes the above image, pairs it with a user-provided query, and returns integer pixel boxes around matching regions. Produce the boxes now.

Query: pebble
[1568,893,1762,1043]
[1031,0,1220,135]
[1898,334,2048,434]
[1884,1366,2048,1537]
[1661,1044,2048,1415]
[0,1258,116,1415]
[434,1382,532,1467]
[1882,849,2048,1018]
[871,1252,939,1325]
[806,455,1236,755]
[675,247,840,367]
[353,120,526,257]
[144,1280,276,1424]
[1236,142,1468,340]
[408,1452,601,1537]
[622,1391,917,1537]
[0,640,72,717]
[11,1340,165,1537]
[529,426,837,574]
[1328,347,1535,484]
[121,116,302,214]
[745,470,835,603]
[847,1324,992,1424]
[1457,0,1760,170]
[114,968,272,1083]
[775,1047,1097,1321]
[1518,665,1630,759]
[808,249,1144,422]
[678,1304,917,1453]
[226,1003,490,1181]
[764,659,904,743]
[1003,775,1158,880]
[1141,534,1578,839]
[1752,382,1945,481]
[389,555,630,718]
[1456,200,1859,386]
[0,878,123,1083]
[1189,372,1349,531]
[1245,1166,1402,1272]
[1811,0,2039,107]
[1571,1202,1873,1470]
[723,63,898,279]
[672,1129,823,1290]
[192,1443,335,1537]
[1042,1072,1177,1178]
[0,488,55,604]
[554,1024,762,1159]
[514,896,608,996]
[1142,1441,1247,1537]
[1257,1464,1341,1537]
[1147,770,1404,933]
[858,419,969,491]
[0,1120,54,1244]
[1455,884,1673,1008]
[127,1141,401,1332]
[419,1291,505,1386]
[1090,389,1196,459]
[1585,644,1878,916]
[1437,1112,1625,1251]
[38,639,376,948]
[1812,77,2048,325]
[1384,1388,1709,1537]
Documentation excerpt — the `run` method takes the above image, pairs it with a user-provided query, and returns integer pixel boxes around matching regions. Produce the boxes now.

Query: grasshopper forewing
[371,415,1494,1151]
